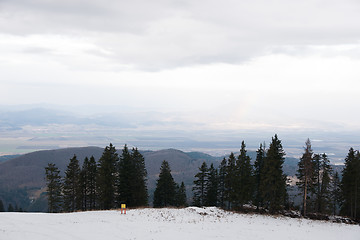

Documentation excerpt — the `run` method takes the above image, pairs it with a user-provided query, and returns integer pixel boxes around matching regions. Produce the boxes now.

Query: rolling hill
[0,146,323,211]
[0,147,219,211]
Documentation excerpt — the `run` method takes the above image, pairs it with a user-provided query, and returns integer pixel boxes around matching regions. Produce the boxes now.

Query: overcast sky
[1,0,360,133]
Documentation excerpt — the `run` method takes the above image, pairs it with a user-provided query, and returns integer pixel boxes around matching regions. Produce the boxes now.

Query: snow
[0,207,359,240]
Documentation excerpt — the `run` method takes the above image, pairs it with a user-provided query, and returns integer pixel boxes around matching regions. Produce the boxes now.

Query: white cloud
[1,0,360,134]
[1,0,360,70]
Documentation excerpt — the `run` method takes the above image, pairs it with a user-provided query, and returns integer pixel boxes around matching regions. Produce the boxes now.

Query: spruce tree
[0,199,4,212]
[63,155,81,212]
[341,148,360,219]
[117,144,133,207]
[313,153,321,213]
[217,158,227,208]
[45,163,62,213]
[296,139,315,216]
[117,146,148,207]
[319,153,332,214]
[225,152,237,209]
[331,171,341,216]
[153,160,177,207]
[192,161,208,206]
[236,141,253,207]
[80,156,97,210]
[130,147,148,207]
[176,181,187,207]
[205,163,218,206]
[261,134,287,213]
[80,157,90,211]
[254,143,265,210]
[97,143,119,210]
[88,156,97,210]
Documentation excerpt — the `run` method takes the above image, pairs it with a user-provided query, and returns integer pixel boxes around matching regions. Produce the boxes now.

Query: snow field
[0,207,359,240]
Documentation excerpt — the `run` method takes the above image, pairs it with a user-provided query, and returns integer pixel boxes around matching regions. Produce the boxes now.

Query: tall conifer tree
[318,153,332,214]
[254,143,265,209]
[331,171,342,216]
[341,148,360,219]
[205,163,218,206]
[176,181,187,207]
[296,139,315,216]
[236,141,253,207]
[97,143,118,210]
[313,153,321,213]
[87,156,97,210]
[153,160,177,207]
[218,158,227,208]
[117,146,148,207]
[80,156,97,210]
[130,147,148,206]
[225,152,237,209]
[63,155,81,212]
[261,134,287,213]
[117,144,133,207]
[45,163,62,213]
[80,157,90,210]
[193,162,208,206]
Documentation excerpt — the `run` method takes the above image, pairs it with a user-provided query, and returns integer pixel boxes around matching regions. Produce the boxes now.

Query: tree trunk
[303,176,307,217]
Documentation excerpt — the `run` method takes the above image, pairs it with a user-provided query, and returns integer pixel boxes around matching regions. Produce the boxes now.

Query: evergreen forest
[43,136,360,222]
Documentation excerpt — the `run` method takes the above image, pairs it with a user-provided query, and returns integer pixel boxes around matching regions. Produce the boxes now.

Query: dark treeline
[191,136,360,221]
[44,137,360,221]
[192,135,287,213]
[45,144,148,213]
[296,139,359,219]
[0,200,24,212]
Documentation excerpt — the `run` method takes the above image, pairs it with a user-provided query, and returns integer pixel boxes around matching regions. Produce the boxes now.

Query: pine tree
[341,148,360,219]
[261,134,287,213]
[88,156,97,210]
[153,160,177,207]
[45,163,62,213]
[313,153,321,213]
[296,139,315,216]
[97,143,119,210]
[254,143,265,209]
[79,157,89,211]
[205,163,218,206]
[225,152,237,209]
[80,156,97,210]
[175,181,187,207]
[117,144,133,207]
[130,147,148,207]
[319,153,332,214]
[236,141,253,207]
[217,158,227,208]
[117,146,148,207]
[193,161,208,206]
[0,199,4,212]
[331,171,341,215]
[63,155,81,212]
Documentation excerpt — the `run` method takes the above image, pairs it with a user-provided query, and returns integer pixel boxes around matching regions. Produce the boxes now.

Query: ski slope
[1,207,359,240]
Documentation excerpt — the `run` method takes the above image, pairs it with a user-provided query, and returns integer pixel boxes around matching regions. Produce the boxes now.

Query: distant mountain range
[0,146,342,212]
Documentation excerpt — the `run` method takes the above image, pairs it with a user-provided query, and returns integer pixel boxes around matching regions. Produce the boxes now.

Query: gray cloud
[1,0,360,70]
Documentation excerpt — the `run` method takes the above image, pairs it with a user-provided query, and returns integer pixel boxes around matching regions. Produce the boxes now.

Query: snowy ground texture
[1,207,359,240]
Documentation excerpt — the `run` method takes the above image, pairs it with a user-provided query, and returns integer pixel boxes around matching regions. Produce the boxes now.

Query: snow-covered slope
[1,207,359,240]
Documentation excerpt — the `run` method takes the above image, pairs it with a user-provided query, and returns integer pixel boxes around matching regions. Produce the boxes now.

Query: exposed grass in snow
[0,207,359,240]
